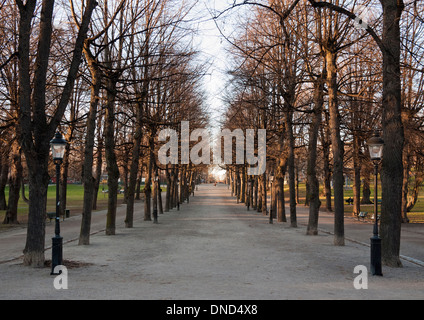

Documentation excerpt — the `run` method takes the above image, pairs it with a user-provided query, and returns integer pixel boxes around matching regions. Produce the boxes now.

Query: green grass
[0,184,127,225]
[285,182,424,223]
[2,181,423,225]
[45,183,127,213]
[0,183,168,226]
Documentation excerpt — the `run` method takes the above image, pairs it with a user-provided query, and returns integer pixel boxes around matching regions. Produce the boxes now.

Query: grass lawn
[1,181,423,227]
[0,184,128,226]
[286,182,424,223]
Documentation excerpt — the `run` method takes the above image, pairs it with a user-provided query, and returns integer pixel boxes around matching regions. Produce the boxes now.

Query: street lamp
[153,171,159,224]
[50,131,67,275]
[177,178,180,211]
[269,175,274,224]
[367,130,384,276]
[249,177,254,211]
[247,178,251,211]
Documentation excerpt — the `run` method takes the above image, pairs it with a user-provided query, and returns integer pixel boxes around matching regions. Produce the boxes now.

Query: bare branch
[307,0,385,53]
[213,0,300,26]
[0,52,18,70]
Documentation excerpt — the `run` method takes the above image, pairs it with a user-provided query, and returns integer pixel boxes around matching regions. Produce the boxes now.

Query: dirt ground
[0,184,423,300]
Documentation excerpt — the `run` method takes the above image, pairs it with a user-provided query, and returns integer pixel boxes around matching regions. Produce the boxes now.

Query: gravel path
[0,184,423,300]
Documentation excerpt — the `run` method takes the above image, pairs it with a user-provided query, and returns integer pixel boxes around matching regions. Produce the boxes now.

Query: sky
[190,0,235,129]
[189,0,242,180]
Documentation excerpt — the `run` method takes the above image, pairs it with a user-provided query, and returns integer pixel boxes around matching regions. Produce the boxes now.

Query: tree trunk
[92,124,103,211]
[125,103,143,228]
[59,142,70,218]
[401,152,410,223]
[271,179,277,218]
[361,169,372,204]
[174,167,179,209]
[254,175,258,210]
[241,166,246,203]
[257,175,262,212]
[286,109,297,227]
[3,141,22,225]
[236,167,240,203]
[171,167,178,209]
[276,113,287,222]
[261,173,267,216]
[230,169,234,197]
[21,180,29,204]
[306,73,324,235]
[325,48,344,246]
[249,175,254,210]
[122,155,129,204]
[79,49,101,244]
[295,163,300,205]
[277,176,286,222]
[352,124,361,217]
[380,0,405,268]
[320,112,332,212]
[104,76,120,236]
[0,152,9,211]
[406,172,423,213]
[158,175,163,215]
[23,155,50,267]
[144,138,154,221]
[135,174,141,201]
[180,166,186,203]
[165,167,171,212]
[152,167,158,223]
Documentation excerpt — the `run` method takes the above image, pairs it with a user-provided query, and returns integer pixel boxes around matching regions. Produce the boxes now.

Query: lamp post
[247,178,251,211]
[177,179,180,211]
[153,171,159,224]
[249,177,254,211]
[269,175,274,224]
[367,130,384,276]
[50,132,67,275]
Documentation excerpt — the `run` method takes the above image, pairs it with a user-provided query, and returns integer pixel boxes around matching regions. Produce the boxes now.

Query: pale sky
[190,0,249,180]
[191,0,235,180]
[191,0,235,129]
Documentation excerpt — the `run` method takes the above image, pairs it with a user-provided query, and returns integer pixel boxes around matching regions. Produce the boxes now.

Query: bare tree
[15,0,97,267]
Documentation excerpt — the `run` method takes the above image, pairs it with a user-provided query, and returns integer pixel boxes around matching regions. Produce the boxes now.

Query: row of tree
[0,0,209,267]
[0,0,423,271]
[216,0,424,268]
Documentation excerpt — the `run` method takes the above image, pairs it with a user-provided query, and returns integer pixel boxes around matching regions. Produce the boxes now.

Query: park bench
[46,209,70,222]
[345,197,354,205]
[357,212,368,221]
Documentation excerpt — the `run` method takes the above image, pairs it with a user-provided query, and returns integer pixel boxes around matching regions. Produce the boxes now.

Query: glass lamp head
[50,132,67,162]
[367,131,384,161]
